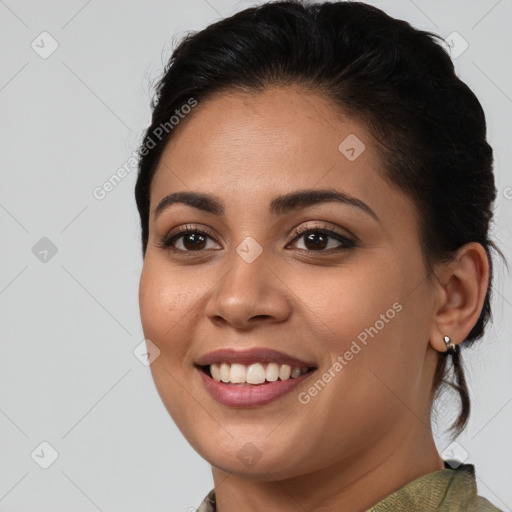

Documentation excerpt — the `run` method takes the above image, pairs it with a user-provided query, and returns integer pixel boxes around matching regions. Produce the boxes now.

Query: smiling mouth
[199,362,317,385]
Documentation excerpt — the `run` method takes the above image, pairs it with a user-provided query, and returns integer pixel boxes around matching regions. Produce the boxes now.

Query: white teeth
[266,362,279,382]
[208,362,309,384]
[246,363,266,384]
[230,363,246,383]
[210,364,221,382]
[220,363,230,383]
[279,364,291,381]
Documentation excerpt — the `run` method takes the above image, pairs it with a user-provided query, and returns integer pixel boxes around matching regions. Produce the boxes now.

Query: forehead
[150,85,414,223]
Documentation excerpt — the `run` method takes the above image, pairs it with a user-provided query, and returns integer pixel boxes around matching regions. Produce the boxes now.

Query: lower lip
[197,367,315,407]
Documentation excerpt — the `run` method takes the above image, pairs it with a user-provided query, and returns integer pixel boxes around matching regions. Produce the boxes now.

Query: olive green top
[197,463,503,511]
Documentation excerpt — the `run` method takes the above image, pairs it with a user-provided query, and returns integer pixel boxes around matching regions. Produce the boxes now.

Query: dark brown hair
[135,0,499,437]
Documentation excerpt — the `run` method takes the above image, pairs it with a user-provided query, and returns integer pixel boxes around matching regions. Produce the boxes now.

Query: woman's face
[139,85,440,479]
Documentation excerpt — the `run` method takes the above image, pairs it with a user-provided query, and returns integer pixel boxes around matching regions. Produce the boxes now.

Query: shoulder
[447,464,503,512]
[368,463,504,512]
[466,495,504,512]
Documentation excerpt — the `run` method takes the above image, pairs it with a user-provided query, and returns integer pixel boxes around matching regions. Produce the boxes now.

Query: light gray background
[1,0,511,510]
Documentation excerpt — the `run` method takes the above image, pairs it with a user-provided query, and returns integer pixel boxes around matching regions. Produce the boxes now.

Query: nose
[204,249,292,330]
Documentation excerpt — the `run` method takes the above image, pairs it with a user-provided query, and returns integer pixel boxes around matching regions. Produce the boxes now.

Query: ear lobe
[429,242,490,352]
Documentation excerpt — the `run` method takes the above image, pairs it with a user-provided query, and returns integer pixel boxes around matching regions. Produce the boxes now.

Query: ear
[429,242,490,352]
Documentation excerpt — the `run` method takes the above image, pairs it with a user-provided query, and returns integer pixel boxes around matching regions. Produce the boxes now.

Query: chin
[189,433,313,480]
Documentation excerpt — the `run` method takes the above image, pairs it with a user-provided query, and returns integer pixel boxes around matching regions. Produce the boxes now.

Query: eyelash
[158,223,355,255]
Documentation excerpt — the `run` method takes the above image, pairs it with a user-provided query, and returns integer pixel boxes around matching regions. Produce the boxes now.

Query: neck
[211,424,444,512]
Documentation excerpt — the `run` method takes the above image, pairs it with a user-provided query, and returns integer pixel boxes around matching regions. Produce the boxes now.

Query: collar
[197,463,502,512]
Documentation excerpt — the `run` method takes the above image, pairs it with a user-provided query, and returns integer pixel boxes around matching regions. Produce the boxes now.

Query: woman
[135,1,504,510]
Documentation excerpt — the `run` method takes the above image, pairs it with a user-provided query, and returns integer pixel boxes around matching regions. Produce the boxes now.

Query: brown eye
[289,228,355,252]
[160,227,221,252]
[303,232,329,250]
[180,232,207,250]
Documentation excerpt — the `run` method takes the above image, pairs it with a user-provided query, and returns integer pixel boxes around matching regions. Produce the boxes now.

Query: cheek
[286,257,424,397]
[138,262,201,425]
[283,260,401,348]
[138,261,198,360]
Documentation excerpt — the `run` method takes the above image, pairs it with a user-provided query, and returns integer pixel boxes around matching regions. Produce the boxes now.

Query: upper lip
[195,348,317,368]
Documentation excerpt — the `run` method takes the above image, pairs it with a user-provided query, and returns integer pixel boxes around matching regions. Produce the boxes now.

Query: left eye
[161,229,220,251]
[288,229,354,252]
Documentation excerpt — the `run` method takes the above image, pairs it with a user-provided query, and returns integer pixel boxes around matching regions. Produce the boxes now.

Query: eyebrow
[153,188,378,221]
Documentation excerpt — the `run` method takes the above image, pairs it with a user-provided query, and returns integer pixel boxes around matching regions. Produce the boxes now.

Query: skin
[138,84,489,512]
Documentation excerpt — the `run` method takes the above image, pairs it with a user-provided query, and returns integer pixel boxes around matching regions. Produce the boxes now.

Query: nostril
[250,314,272,321]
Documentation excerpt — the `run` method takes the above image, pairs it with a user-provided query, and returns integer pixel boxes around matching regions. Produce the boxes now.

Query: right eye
[159,225,222,253]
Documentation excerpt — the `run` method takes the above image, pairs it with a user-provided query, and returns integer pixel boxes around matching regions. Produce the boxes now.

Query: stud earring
[443,335,458,354]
